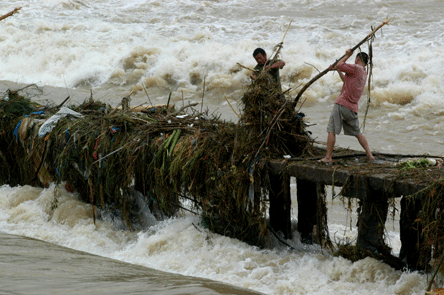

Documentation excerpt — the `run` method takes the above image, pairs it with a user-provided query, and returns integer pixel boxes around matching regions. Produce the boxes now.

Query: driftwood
[236,63,255,72]
[0,7,22,22]
[293,19,390,106]
[254,100,289,159]
[44,96,70,112]
[174,102,198,114]
[427,253,444,293]
[225,96,241,119]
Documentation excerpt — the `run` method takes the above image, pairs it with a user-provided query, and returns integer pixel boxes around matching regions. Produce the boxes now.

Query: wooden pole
[293,19,390,106]
[166,92,172,110]
[361,31,375,131]
[201,77,205,113]
[269,21,292,63]
[88,178,96,225]
[142,83,153,107]
[236,62,255,72]
[225,96,241,119]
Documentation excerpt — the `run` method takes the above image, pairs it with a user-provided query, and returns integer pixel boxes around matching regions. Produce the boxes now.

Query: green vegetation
[0,79,313,247]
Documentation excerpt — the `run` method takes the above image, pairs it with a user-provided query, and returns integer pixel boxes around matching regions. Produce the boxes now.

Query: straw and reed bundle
[0,80,313,246]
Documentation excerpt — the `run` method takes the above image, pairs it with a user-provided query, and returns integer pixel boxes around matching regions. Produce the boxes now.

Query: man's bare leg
[356,133,375,161]
[320,132,336,163]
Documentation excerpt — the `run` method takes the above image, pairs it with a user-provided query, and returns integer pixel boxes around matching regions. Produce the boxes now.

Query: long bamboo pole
[0,7,22,22]
[361,31,375,131]
[269,20,292,63]
[293,18,390,106]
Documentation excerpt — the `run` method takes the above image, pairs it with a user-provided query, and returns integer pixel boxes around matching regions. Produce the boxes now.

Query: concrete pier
[266,155,442,270]
[1,94,441,271]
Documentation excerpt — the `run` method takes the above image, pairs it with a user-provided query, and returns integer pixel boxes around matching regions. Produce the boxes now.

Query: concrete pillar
[269,172,292,239]
[356,188,389,253]
[399,195,430,270]
[296,178,318,244]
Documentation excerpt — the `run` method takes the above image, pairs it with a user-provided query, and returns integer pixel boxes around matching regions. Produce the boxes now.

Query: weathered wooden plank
[267,159,429,198]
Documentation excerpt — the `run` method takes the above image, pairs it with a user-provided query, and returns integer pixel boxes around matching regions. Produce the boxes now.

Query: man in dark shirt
[250,48,285,93]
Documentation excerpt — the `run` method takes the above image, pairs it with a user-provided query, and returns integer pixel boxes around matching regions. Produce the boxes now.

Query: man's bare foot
[368,155,375,161]
[319,157,332,163]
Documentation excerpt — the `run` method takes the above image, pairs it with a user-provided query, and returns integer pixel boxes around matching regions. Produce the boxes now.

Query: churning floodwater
[1,0,443,294]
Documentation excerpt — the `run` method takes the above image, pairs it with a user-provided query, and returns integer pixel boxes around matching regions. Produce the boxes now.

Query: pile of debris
[0,82,313,247]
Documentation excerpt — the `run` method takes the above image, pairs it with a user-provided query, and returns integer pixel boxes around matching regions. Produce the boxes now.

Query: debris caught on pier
[0,82,313,247]
[410,181,444,271]
[242,70,313,158]
[3,82,444,274]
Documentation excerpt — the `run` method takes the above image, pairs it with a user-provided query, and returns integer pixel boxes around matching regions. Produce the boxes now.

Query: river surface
[1,0,443,294]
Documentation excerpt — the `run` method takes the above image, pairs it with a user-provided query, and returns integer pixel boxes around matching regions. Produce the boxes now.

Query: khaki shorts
[327,104,360,136]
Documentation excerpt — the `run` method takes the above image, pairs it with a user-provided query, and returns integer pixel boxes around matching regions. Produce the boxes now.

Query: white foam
[2,0,443,116]
[0,184,427,294]
[0,2,442,291]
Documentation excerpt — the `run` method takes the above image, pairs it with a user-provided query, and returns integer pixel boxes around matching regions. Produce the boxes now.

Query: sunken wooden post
[268,172,292,239]
[399,195,431,270]
[296,178,318,244]
[341,176,391,252]
[356,187,389,252]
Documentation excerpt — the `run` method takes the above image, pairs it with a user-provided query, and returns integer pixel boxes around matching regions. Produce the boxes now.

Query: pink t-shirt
[334,63,367,113]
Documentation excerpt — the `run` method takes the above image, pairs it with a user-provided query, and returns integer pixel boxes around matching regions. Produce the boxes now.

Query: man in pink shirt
[320,49,374,163]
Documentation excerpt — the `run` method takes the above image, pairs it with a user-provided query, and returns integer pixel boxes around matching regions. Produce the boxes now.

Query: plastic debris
[38,107,83,137]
